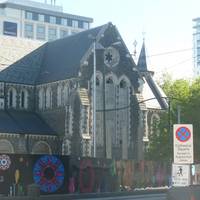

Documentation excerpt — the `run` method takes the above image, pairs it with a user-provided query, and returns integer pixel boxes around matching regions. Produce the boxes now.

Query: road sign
[172,163,191,187]
[174,124,193,164]
[176,126,191,142]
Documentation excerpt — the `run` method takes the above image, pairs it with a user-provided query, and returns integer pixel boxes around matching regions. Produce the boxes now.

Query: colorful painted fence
[0,154,171,196]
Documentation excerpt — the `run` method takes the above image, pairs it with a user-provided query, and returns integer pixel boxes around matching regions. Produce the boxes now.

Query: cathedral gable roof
[0,22,141,90]
[36,24,106,84]
[0,24,107,85]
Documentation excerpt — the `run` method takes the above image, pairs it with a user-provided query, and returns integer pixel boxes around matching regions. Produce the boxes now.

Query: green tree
[184,77,200,161]
[145,78,191,161]
[145,112,171,161]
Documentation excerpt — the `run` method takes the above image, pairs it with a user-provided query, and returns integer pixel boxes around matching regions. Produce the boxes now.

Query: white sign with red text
[173,124,193,164]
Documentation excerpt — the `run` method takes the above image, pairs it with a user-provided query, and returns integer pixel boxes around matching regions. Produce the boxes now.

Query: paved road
[78,193,167,200]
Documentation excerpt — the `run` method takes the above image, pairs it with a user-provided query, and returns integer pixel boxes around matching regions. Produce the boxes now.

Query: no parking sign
[173,124,193,164]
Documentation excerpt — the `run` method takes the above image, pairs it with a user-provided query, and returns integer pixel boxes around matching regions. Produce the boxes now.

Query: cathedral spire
[137,40,148,71]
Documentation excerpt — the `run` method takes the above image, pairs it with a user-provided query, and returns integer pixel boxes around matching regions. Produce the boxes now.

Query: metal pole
[93,41,96,157]
[177,105,181,124]
[168,98,173,163]
[168,98,171,142]
[103,60,106,158]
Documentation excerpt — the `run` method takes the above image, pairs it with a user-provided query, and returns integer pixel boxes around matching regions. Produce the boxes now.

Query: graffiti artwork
[0,154,171,196]
[79,159,95,193]
[0,154,11,170]
[33,155,65,193]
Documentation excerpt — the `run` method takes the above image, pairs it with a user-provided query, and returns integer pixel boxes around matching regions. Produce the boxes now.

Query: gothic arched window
[120,79,127,88]
[96,77,100,86]
[57,85,62,106]
[63,84,69,105]
[106,77,113,84]
[150,113,160,136]
[46,87,52,109]
[8,88,17,108]
[38,88,45,109]
[20,89,28,109]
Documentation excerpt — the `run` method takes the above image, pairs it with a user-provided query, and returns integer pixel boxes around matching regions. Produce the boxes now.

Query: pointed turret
[137,41,147,71]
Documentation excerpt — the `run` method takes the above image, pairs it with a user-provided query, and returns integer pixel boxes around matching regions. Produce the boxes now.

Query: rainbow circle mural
[33,155,65,193]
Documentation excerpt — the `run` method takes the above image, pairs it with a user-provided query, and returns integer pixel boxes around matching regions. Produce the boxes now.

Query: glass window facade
[83,22,89,29]
[67,19,72,27]
[25,11,33,20]
[48,27,57,41]
[49,16,56,24]
[24,23,34,39]
[3,21,17,36]
[38,14,45,22]
[32,13,38,21]
[36,25,45,40]
[78,21,83,29]
[72,20,78,28]
[24,11,90,30]
[56,17,61,25]
[23,11,91,41]
[61,18,67,26]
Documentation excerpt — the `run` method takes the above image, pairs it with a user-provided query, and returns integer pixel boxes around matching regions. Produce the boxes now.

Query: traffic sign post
[172,163,191,187]
[173,124,193,164]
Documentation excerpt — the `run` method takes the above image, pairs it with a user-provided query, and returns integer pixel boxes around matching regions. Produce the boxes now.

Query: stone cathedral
[0,22,167,160]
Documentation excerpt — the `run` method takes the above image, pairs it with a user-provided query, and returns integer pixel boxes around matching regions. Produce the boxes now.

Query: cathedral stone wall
[4,84,35,110]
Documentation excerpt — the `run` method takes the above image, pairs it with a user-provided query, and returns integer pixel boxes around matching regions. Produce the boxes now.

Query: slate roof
[0,45,45,85]
[0,24,106,85]
[36,25,103,84]
[137,41,168,110]
[137,42,147,71]
[144,74,168,109]
[0,110,56,135]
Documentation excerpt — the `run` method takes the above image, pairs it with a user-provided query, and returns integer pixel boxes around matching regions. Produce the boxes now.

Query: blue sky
[44,0,200,80]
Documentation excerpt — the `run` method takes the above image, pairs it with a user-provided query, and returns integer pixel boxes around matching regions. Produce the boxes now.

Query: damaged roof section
[137,41,168,110]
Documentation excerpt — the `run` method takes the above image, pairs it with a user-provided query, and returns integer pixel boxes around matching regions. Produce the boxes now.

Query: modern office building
[193,18,200,76]
[0,0,93,41]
